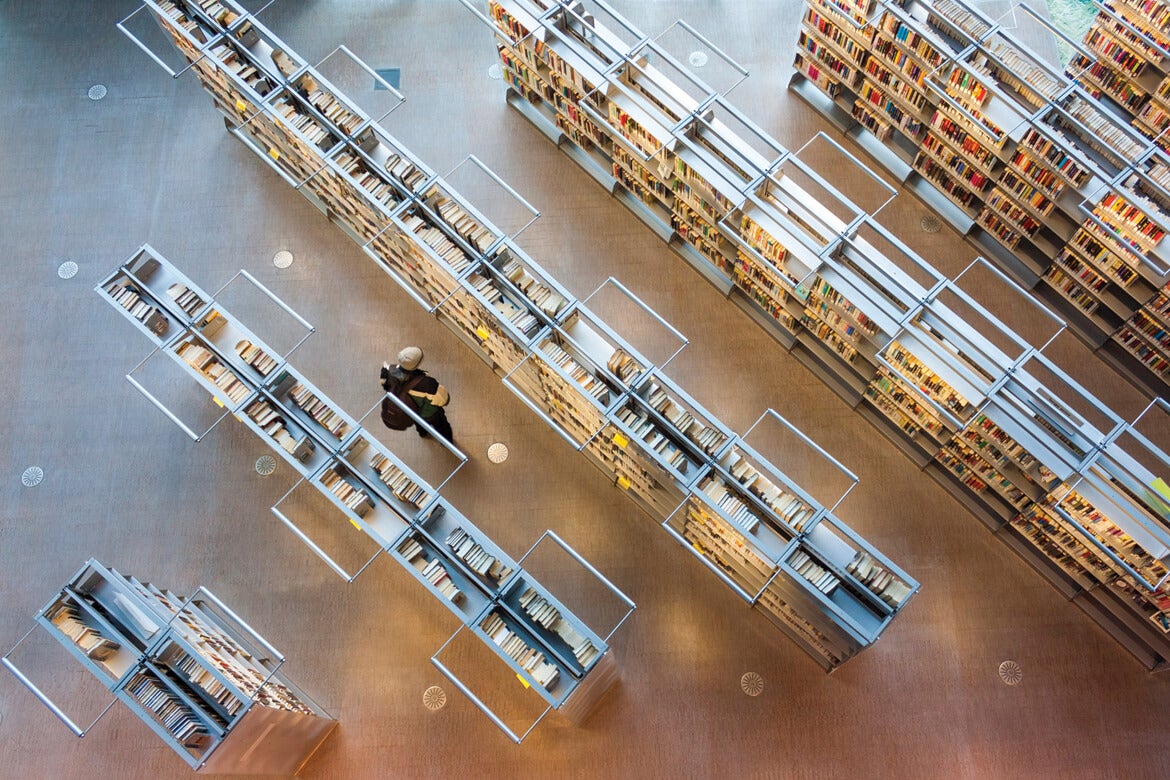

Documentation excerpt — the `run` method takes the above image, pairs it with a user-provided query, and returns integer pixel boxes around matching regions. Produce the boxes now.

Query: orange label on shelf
[476,325,491,340]
[268,147,280,160]
[516,674,530,689]
[612,432,629,448]
[616,476,631,490]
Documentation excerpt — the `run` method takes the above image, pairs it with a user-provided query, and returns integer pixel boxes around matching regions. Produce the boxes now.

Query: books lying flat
[697,474,760,534]
[433,194,496,253]
[46,601,121,662]
[788,549,840,596]
[383,152,428,191]
[235,339,278,376]
[397,536,464,602]
[176,341,251,403]
[166,281,207,315]
[501,257,567,317]
[320,468,375,517]
[480,612,560,689]
[518,586,601,667]
[606,348,642,384]
[104,281,169,335]
[847,550,911,607]
[288,382,350,439]
[370,452,431,507]
[446,526,514,582]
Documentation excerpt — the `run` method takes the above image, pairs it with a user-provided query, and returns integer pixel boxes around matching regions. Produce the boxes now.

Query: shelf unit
[451,0,1170,667]
[787,0,1170,398]
[871,265,1170,668]
[1069,0,1170,142]
[122,0,921,671]
[96,247,628,740]
[3,559,335,775]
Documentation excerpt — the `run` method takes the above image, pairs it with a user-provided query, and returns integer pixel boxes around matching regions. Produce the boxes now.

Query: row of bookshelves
[788,0,1170,399]
[4,559,336,775]
[460,0,1170,671]
[134,0,921,672]
[94,246,624,746]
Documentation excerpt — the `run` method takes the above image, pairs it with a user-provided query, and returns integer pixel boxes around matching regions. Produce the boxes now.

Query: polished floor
[2,2,1169,778]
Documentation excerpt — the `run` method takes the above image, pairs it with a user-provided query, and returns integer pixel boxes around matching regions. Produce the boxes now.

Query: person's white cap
[397,346,423,371]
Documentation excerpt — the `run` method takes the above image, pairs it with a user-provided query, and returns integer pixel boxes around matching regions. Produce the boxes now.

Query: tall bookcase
[1068,0,1170,142]
[788,0,1170,398]
[451,0,1170,668]
[97,247,631,742]
[3,559,336,775]
[121,0,921,671]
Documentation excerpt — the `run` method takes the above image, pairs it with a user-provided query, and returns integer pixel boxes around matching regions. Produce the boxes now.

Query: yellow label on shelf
[612,432,629,448]
[268,147,280,160]
[233,415,241,422]
[350,519,362,530]
[1154,477,1170,501]
[212,397,224,408]
[691,543,705,554]
[476,325,491,340]
[516,674,530,689]
[616,476,631,490]
[235,99,247,112]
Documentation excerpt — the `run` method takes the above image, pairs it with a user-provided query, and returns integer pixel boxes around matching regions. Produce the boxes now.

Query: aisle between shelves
[92,245,634,743]
[121,0,922,676]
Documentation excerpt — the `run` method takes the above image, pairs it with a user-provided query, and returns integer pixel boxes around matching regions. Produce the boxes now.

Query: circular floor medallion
[740,672,764,696]
[998,660,1023,686]
[688,51,709,68]
[920,215,943,233]
[255,455,277,476]
[22,467,44,488]
[88,84,107,101]
[423,686,447,711]
[488,63,503,80]
[273,250,294,269]
[58,261,79,280]
[487,442,509,464]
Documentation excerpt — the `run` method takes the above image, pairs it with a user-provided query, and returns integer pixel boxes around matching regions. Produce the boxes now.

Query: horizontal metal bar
[500,359,590,451]
[446,154,541,241]
[191,586,285,663]
[661,18,749,96]
[3,658,85,737]
[455,0,500,34]
[526,530,636,614]
[431,630,524,743]
[2,624,119,738]
[270,505,357,582]
[124,372,204,442]
[660,521,756,602]
[117,4,184,79]
[587,276,689,369]
[327,44,407,110]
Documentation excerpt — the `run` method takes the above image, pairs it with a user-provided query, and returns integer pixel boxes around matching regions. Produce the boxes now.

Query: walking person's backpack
[380,372,426,430]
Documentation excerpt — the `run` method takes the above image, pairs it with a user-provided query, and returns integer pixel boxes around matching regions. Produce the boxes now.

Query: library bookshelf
[2,559,336,775]
[788,0,1170,399]
[455,0,1170,669]
[121,0,921,672]
[96,246,630,741]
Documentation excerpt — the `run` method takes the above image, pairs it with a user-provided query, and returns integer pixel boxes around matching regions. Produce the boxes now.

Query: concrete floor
[1,1,1169,778]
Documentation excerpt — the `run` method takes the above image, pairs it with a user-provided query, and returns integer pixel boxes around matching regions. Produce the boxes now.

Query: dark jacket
[381,365,449,419]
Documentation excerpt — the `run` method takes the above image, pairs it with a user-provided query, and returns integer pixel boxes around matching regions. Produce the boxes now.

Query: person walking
[380,346,454,445]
